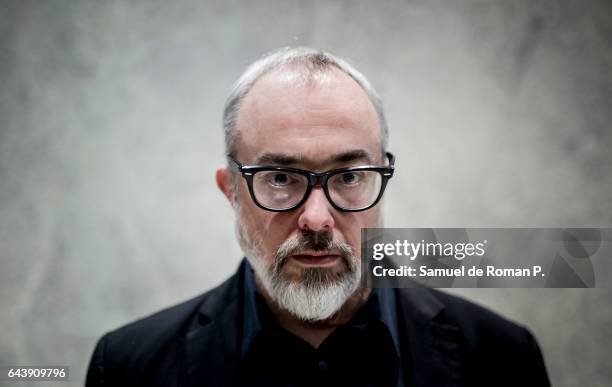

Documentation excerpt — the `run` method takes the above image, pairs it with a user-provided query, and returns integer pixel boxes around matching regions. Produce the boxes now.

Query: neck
[255,275,371,348]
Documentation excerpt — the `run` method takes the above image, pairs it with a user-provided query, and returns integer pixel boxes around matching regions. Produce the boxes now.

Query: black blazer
[86,260,550,386]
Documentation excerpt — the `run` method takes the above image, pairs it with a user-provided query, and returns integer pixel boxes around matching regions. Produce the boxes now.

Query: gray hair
[222,46,389,158]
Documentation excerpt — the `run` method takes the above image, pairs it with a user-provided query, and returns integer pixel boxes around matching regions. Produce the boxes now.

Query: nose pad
[297,187,335,232]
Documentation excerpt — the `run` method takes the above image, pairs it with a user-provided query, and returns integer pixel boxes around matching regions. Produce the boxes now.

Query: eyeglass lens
[251,170,383,210]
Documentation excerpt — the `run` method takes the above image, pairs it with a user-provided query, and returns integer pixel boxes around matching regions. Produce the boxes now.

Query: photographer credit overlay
[360,228,612,288]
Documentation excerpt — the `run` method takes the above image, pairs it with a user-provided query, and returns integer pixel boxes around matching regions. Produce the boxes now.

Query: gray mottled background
[1,0,611,386]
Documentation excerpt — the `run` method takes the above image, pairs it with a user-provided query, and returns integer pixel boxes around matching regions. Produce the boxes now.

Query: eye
[266,172,294,187]
[339,171,362,185]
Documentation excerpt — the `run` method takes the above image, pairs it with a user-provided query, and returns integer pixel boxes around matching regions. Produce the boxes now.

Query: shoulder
[400,287,536,345]
[105,272,237,349]
[433,289,526,331]
[396,287,549,385]
[86,266,242,386]
[100,292,205,362]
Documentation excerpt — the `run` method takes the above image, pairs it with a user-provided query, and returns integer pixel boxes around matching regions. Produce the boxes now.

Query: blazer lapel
[397,288,462,387]
[184,265,245,387]
[184,304,240,386]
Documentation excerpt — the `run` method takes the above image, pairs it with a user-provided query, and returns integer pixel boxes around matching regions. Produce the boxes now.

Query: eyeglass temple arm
[386,152,395,168]
[227,156,242,172]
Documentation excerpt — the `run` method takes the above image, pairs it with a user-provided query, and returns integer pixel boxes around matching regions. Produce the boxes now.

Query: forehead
[234,66,382,166]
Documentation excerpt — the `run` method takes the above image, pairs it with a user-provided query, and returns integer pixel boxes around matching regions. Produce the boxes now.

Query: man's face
[218,67,385,320]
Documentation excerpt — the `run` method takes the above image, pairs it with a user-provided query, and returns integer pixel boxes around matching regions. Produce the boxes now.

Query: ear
[215,167,234,203]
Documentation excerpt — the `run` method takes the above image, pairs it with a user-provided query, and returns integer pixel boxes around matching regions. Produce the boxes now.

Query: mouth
[290,251,341,267]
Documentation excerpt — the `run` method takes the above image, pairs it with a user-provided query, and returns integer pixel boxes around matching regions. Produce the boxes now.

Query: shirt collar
[240,259,401,358]
[241,260,262,358]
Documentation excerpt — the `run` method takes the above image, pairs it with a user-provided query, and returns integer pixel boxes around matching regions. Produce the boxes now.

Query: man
[86,47,550,386]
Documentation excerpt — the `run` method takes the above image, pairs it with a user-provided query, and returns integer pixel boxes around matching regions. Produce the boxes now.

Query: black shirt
[238,262,408,387]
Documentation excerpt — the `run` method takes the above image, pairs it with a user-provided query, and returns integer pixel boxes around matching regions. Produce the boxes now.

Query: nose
[297,187,335,232]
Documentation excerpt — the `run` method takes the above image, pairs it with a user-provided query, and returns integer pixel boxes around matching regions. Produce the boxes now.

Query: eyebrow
[254,149,373,166]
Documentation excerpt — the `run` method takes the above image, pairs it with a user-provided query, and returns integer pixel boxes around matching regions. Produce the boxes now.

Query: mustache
[272,230,355,273]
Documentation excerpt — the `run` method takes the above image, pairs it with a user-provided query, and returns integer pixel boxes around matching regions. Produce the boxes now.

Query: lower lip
[291,254,340,267]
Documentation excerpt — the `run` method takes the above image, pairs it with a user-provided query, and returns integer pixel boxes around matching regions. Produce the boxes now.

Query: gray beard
[235,218,361,322]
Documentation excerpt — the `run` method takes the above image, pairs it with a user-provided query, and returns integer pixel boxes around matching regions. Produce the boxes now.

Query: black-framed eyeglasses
[228,152,395,212]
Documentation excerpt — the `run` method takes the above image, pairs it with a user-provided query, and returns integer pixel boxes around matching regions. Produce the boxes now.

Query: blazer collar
[184,261,462,387]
